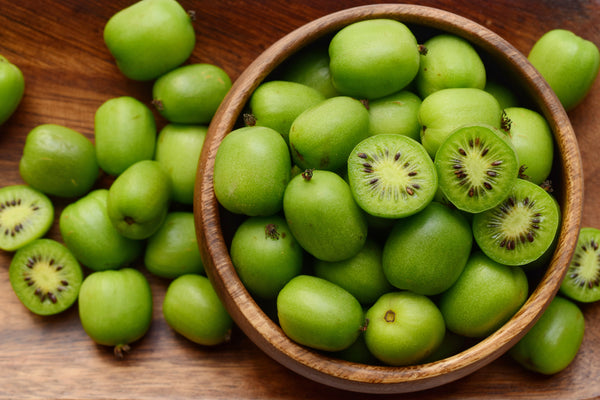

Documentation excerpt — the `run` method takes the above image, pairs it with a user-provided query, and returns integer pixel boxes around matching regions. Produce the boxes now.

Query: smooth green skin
[230,215,303,299]
[103,0,195,81]
[510,296,585,375]
[439,251,529,338]
[329,19,420,100]
[248,80,325,143]
[59,189,143,271]
[559,227,600,303]
[364,291,446,366]
[415,34,486,98]
[107,160,171,240]
[94,96,156,176]
[0,55,25,126]
[144,212,204,279]
[19,124,99,198]
[283,170,368,262]
[382,202,473,296]
[154,124,206,205]
[163,274,233,346]
[314,239,393,305]
[418,88,503,158]
[289,96,370,172]
[528,29,600,111]
[78,268,152,348]
[213,126,291,216]
[500,107,554,185]
[280,41,340,98]
[277,275,364,352]
[153,63,232,124]
[0,185,54,252]
[485,80,519,110]
[9,239,83,316]
[367,90,422,141]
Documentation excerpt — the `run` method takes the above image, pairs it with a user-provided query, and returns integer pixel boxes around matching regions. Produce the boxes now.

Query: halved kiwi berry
[559,227,600,303]
[9,238,83,316]
[472,178,560,266]
[0,185,54,252]
[434,125,519,213]
[347,134,437,219]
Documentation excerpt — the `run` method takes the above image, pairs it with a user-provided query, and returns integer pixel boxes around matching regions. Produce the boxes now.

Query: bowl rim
[195,3,584,394]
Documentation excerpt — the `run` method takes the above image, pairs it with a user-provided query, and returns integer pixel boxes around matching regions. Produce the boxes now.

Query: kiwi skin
[8,238,83,316]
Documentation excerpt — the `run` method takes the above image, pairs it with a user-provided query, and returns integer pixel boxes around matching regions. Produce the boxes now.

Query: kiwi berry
[472,178,560,266]
[559,227,600,303]
[9,238,83,316]
[434,125,519,213]
[347,134,437,219]
[0,185,54,252]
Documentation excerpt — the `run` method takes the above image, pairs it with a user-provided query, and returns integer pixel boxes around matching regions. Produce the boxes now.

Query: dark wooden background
[0,1,599,399]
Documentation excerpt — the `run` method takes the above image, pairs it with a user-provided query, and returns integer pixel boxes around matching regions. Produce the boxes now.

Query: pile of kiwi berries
[213,18,600,373]
[0,0,235,358]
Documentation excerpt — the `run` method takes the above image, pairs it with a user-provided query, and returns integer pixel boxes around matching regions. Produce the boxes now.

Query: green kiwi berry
[367,90,422,141]
[559,227,600,303]
[0,54,25,126]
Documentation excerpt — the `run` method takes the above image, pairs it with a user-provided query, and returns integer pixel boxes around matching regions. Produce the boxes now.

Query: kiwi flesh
[472,178,560,266]
[9,238,83,316]
[0,185,54,252]
[347,134,438,219]
[559,227,600,303]
[434,125,519,213]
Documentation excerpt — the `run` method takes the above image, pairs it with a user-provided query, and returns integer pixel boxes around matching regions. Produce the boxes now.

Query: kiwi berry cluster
[213,18,599,372]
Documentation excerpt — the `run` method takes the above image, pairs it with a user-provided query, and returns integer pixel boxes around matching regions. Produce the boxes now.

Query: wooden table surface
[0,1,599,399]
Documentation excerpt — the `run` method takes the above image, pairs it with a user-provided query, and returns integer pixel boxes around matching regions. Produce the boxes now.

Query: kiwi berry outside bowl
[194,4,583,394]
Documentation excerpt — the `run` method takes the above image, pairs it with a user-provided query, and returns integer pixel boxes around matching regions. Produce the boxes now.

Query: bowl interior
[194,4,583,394]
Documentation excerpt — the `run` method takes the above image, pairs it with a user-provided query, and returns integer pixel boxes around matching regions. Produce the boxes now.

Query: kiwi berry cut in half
[559,227,600,303]
[434,125,519,214]
[9,238,83,316]
[0,185,54,252]
[347,134,437,219]
[472,178,560,266]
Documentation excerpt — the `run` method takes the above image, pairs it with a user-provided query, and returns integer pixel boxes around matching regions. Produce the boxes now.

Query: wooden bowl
[194,4,583,394]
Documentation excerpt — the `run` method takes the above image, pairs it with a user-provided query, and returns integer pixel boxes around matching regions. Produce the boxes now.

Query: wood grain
[0,1,599,399]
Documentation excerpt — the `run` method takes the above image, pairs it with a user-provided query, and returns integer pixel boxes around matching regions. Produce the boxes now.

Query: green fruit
[0,185,54,252]
[329,19,420,99]
[434,125,519,213]
[60,189,143,271]
[9,238,83,316]
[364,291,446,366]
[347,134,438,219]
[283,169,367,262]
[415,34,486,98]
[313,239,392,305]
[154,123,206,205]
[103,0,195,81]
[439,251,529,338]
[163,274,233,345]
[559,227,600,303]
[78,268,153,357]
[528,29,600,111]
[94,96,157,176]
[500,107,554,185]
[19,124,99,198]
[382,202,473,296]
[418,88,503,158]
[485,80,519,110]
[367,90,422,141]
[0,55,25,125]
[152,63,232,124]
[107,160,171,240]
[509,296,585,375]
[230,215,303,299]
[289,96,370,172]
[213,126,291,216]
[248,80,326,144]
[144,211,204,279]
[277,275,364,352]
